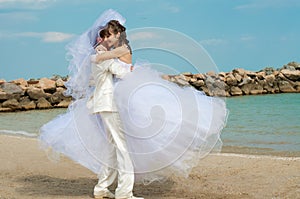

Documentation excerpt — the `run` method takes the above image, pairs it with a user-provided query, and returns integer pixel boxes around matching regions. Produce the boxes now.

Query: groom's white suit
[88,54,134,199]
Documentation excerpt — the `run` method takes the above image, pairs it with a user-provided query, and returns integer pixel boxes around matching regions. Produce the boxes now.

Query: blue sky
[0,0,299,80]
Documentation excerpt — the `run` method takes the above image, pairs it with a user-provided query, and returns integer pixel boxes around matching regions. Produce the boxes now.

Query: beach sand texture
[0,135,299,199]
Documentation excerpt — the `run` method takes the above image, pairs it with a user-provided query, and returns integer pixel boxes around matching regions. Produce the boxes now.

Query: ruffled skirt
[39,67,228,183]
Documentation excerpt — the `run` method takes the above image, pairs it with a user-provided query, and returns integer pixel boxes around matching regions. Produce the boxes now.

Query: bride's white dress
[39,60,227,183]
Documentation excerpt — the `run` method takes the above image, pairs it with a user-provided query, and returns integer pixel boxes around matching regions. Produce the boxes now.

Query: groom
[88,22,143,199]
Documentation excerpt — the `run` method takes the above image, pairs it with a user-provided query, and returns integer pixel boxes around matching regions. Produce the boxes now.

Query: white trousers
[94,111,134,198]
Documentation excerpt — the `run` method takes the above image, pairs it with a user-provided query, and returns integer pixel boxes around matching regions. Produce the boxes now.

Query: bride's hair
[107,20,132,54]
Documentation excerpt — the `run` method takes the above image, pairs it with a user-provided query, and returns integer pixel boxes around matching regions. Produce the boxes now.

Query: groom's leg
[100,111,134,199]
[94,113,118,197]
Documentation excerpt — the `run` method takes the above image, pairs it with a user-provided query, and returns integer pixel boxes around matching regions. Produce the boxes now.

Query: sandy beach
[0,135,299,199]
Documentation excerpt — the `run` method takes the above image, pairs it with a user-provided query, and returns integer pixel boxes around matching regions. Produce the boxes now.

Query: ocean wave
[0,129,37,138]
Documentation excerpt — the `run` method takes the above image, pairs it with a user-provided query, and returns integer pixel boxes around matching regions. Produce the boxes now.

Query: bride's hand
[95,45,107,53]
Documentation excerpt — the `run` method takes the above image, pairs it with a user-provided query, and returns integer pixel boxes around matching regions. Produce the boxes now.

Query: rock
[10,78,28,90]
[194,73,205,80]
[36,97,52,109]
[262,67,275,75]
[181,72,193,77]
[0,82,23,95]
[210,88,227,97]
[295,82,300,91]
[174,74,190,86]
[55,78,65,87]
[0,79,6,84]
[233,73,242,82]
[0,107,13,112]
[287,61,300,70]
[232,68,246,76]
[265,74,275,85]
[230,86,243,96]
[249,83,264,95]
[55,99,72,108]
[280,69,300,81]
[240,83,255,95]
[282,64,296,71]
[2,99,21,110]
[27,79,39,85]
[278,81,296,93]
[273,71,279,76]
[27,87,51,100]
[256,71,266,80]
[161,75,170,81]
[246,71,257,78]
[225,73,237,86]
[191,80,205,87]
[38,78,56,93]
[238,76,252,86]
[206,71,216,77]
[218,72,226,77]
[19,97,36,110]
[0,91,8,100]
[49,90,68,104]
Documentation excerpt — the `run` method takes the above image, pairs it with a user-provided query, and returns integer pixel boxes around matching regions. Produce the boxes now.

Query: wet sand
[0,135,299,198]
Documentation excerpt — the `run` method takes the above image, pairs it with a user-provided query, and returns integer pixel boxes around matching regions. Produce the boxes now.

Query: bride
[39,9,228,198]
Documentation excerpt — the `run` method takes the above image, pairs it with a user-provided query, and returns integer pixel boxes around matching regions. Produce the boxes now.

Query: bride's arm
[94,45,129,63]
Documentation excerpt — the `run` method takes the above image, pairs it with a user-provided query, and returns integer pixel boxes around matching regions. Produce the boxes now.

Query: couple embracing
[39,9,228,199]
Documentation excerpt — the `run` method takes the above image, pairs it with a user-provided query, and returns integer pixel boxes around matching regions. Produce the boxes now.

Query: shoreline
[1,134,299,198]
[1,132,300,158]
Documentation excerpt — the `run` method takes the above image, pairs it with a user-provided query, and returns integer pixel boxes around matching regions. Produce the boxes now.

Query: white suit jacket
[87,55,131,113]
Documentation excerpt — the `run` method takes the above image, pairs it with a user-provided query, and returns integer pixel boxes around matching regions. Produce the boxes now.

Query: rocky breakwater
[0,76,72,112]
[1,62,299,112]
[164,61,300,97]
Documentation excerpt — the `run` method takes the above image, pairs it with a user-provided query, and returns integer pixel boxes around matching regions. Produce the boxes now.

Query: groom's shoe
[94,190,115,199]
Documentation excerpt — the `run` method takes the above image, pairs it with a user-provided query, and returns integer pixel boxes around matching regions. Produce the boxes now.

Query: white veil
[64,9,126,99]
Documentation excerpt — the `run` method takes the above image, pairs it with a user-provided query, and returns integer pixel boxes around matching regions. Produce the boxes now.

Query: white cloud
[129,31,161,41]
[240,35,255,41]
[234,0,300,10]
[0,12,38,22]
[200,39,227,46]
[3,31,75,43]
[0,0,57,9]
[165,5,180,13]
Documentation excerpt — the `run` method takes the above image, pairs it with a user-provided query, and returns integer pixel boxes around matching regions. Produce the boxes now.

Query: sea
[0,93,299,157]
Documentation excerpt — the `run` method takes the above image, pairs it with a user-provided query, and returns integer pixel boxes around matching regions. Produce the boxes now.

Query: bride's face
[105,29,120,48]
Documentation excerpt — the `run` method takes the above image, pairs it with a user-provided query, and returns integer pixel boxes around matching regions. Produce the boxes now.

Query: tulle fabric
[64,9,126,99]
[39,66,228,184]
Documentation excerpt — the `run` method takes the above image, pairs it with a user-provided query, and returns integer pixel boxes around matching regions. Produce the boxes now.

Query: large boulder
[238,76,252,87]
[10,78,28,90]
[280,69,300,81]
[20,97,36,110]
[2,99,21,110]
[55,78,65,87]
[225,73,237,86]
[0,82,23,95]
[55,98,72,108]
[27,87,51,100]
[38,78,56,93]
[278,81,296,93]
[232,68,246,77]
[36,97,52,109]
[230,86,243,96]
